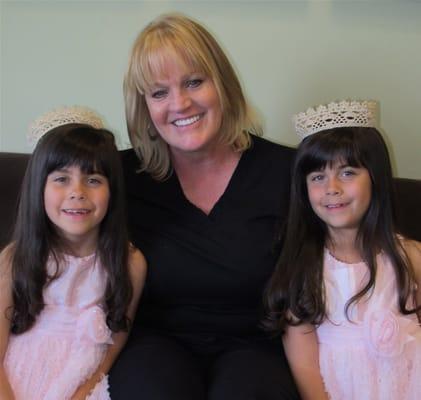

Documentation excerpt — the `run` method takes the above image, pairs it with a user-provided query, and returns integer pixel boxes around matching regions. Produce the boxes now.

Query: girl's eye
[309,173,324,182]
[186,78,203,88]
[52,175,68,183]
[87,176,104,185]
[342,169,356,177]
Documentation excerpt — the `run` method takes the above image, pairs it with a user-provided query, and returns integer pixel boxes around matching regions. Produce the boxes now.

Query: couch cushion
[0,153,29,248]
[0,153,420,248]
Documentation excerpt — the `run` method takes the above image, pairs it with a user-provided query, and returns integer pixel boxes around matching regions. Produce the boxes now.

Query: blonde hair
[124,13,262,180]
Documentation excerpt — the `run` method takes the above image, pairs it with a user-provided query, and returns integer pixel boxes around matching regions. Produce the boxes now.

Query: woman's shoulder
[119,148,153,184]
[249,135,296,169]
[251,135,296,156]
[120,148,139,168]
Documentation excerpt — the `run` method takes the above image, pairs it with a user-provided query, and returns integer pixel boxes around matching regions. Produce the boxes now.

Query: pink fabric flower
[364,310,412,357]
[76,306,113,345]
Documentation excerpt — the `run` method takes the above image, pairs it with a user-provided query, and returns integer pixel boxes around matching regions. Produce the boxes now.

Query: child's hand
[70,385,93,400]
[70,373,107,400]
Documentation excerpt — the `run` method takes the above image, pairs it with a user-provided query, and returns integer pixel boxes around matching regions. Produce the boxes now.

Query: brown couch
[0,152,420,249]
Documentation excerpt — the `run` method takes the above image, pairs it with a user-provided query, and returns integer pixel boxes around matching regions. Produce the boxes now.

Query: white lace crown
[28,106,105,146]
[293,100,377,139]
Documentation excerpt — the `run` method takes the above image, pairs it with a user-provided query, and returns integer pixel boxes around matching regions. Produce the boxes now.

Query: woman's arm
[0,247,16,399]
[283,323,329,400]
[71,247,147,400]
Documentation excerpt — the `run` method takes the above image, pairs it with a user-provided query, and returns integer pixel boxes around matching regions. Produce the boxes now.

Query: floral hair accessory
[28,105,105,146]
[293,100,377,139]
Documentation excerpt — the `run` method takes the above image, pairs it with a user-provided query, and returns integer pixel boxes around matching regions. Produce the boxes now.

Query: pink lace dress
[318,250,421,400]
[5,253,112,400]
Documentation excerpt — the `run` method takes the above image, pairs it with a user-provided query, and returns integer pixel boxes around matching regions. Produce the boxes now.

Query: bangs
[43,126,112,176]
[47,149,104,175]
[300,128,365,175]
[134,33,212,93]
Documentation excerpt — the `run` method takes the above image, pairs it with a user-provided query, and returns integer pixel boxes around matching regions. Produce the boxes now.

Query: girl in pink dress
[265,100,421,399]
[0,106,146,400]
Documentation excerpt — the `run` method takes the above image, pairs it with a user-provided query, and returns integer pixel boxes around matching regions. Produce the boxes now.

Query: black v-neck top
[121,136,295,339]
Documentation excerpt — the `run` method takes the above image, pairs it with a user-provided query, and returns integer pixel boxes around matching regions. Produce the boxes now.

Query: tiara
[28,105,105,146]
[293,100,377,139]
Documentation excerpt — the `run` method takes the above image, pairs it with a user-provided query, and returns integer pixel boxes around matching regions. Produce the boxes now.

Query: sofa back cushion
[0,152,420,249]
[0,153,30,248]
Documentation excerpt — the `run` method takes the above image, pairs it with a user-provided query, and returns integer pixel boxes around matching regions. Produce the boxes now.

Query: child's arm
[71,247,147,400]
[404,239,421,310]
[0,247,16,400]
[283,323,329,400]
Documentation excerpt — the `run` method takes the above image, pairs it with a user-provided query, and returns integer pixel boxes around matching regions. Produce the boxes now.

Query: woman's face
[144,58,223,159]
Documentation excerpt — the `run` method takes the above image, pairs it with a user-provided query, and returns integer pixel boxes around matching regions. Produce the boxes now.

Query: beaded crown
[28,106,105,146]
[293,100,377,139]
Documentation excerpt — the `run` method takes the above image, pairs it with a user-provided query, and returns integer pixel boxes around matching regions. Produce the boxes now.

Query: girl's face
[144,58,223,160]
[306,159,372,241]
[44,165,110,255]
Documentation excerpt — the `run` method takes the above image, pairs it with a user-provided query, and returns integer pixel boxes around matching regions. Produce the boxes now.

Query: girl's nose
[69,184,85,200]
[326,178,341,195]
[69,192,85,200]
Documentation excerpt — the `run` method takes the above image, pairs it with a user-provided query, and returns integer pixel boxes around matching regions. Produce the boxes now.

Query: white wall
[1,0,420,178]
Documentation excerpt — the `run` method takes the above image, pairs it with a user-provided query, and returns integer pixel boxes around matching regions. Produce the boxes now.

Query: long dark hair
[264,127,418,333]
[10,124,132,334]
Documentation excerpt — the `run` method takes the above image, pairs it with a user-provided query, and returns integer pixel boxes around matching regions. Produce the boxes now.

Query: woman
[110,13,299,399]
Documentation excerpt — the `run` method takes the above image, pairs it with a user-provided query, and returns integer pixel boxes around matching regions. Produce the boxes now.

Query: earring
[147,123,158,141]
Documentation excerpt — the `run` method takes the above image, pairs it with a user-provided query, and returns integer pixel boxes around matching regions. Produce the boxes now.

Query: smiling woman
[109,12,300,400]
[143,59,223,161]
[123,12,262,182]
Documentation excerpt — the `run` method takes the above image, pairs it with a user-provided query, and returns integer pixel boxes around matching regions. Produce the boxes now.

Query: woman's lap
[109,334,206,400]
[109,333,300,400]
[209,346,300,400]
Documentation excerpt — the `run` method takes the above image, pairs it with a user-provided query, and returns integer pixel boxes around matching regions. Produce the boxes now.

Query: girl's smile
[325,203,348,208]
[44,165,110,253]
[306,161,372,240]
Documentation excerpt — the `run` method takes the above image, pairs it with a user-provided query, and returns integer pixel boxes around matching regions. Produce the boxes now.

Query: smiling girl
[0,106,146,399]
[265,101,421,400]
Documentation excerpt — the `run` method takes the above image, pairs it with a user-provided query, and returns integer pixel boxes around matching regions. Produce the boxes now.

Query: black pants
[109,333,300,400]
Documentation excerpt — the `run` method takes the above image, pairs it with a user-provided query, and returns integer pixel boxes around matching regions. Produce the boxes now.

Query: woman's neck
[171,144,241,215]
[171,141,237,172]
